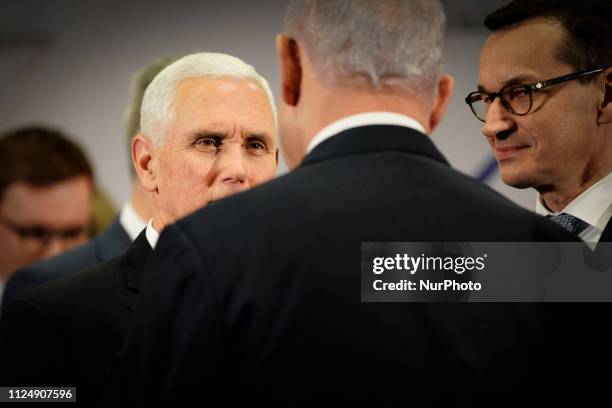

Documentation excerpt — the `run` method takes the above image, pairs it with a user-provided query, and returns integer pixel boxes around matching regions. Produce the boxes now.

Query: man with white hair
[0,52,278,404]
[115,0,575,403]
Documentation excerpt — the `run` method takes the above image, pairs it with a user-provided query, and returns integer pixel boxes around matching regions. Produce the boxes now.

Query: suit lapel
[94,218,132,262]
[119,231,153,312]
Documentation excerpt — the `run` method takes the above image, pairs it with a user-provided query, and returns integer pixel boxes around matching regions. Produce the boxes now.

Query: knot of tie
[549,213,590,235]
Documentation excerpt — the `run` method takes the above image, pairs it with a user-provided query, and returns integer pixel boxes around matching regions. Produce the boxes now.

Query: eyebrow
[245,133,274,144]
[477,74,541,93]
[187,131,228,144]
[189,130,274,144]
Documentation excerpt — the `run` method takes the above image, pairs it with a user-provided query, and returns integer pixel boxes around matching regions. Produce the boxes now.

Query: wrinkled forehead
[479,18,572,87]
[164,76,276,141]
[172,76,269,110]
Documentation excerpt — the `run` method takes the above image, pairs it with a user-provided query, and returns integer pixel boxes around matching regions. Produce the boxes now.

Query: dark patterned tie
[549,213,590,235]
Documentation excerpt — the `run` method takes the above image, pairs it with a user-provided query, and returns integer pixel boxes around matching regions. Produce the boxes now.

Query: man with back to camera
[465,0,611,244]
[0,127,94,306]
[464,0,612,395]
[0,52,279,404]
[0,58,179,309]
[114,1,578,403]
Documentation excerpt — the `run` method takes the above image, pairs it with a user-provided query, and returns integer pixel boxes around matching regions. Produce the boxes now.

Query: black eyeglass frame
[465,67,607,122]
[0,211,87,248]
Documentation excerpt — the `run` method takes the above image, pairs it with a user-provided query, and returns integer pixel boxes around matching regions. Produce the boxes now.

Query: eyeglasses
[0,212,88,254]
[465,67,607,122]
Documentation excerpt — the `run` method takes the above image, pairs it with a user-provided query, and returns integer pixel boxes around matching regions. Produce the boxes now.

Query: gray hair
[140,52,277,146]
[123,56,178,174]
[284,0,445,96]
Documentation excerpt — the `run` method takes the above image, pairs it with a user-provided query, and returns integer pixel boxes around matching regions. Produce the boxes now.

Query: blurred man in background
[0,126,94,305]
[0,57,177,309]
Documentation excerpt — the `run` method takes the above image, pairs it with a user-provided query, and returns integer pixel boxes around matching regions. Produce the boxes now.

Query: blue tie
[549,213,590,235]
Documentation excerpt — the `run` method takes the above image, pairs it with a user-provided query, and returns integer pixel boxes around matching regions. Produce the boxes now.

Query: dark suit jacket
[0,231,151,404]
[116,126,577,404]
[559,216,612,392]
[2,218,132,309]
[601,218,611,242]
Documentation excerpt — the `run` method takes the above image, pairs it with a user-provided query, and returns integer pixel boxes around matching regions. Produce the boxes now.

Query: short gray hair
[284,0,445,96]
[141,52,277,146]
[123,56,178,175]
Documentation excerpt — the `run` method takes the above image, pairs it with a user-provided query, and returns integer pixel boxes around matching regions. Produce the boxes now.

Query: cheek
[0,228,18,253]
[248,158,278,184]
[171,157,215,196]
[157,157,216,218]
[522,121,577,170]
[0,229,31,268]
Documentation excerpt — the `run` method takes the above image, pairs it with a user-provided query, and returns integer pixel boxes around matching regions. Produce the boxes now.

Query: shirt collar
[119,202,147,241]
[145,219,160,250]
[306,112,427,154]
[536,171,612,231]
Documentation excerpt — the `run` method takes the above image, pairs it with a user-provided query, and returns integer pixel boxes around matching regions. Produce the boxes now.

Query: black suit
[600,218,611,242]
[2,218,132,309]
[0,231,151,404]
[115,126,577,403]
[555,217,612,395]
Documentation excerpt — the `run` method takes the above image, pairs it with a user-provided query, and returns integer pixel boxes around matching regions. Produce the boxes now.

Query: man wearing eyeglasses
[466,0,612,245]
[0,127,93,306]
[466,0,612,395]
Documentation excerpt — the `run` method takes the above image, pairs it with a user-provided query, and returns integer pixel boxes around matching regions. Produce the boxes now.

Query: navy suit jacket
[2,218,131,309]
[115,126,577,404]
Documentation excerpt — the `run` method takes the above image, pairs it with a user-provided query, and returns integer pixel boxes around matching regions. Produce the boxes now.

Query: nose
[212,145,249,190]
[482,98,516,141]
[40,237,69,260]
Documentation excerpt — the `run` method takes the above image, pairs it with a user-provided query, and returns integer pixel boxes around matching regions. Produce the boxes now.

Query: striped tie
[549,213,590,235]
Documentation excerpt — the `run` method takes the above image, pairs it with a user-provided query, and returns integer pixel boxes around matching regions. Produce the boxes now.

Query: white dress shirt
[306,112,427,154]
[145,219,160,250]
[536,171,612,244]
[119,202,147,241]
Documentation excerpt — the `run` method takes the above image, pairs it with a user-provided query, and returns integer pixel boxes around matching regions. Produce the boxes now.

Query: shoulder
[6,221,131,301]
[13,255,125,313]
[19,240,98,278]
[3,240,100,307]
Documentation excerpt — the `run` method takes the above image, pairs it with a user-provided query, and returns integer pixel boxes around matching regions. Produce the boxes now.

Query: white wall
[0,0,536,211]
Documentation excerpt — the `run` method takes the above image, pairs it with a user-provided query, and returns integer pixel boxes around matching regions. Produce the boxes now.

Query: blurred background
[0,0,535,210]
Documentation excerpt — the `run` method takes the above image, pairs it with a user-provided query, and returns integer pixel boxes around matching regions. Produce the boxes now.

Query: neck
[539,167,611,212]
[301,84,431,150]
[151,215,164,233]
[129,180,154,221]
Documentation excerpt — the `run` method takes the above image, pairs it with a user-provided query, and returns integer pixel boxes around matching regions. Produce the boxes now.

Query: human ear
[429,74,455,132]
[132,134,158,192]
[598,69,612,125]
[276,34,302,107]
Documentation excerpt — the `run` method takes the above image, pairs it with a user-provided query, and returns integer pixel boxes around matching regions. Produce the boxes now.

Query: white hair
[284,0,445,97]
[140,52,277,146]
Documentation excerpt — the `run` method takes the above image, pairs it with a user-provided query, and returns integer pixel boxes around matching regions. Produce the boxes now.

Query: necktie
[549,213,590,235]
